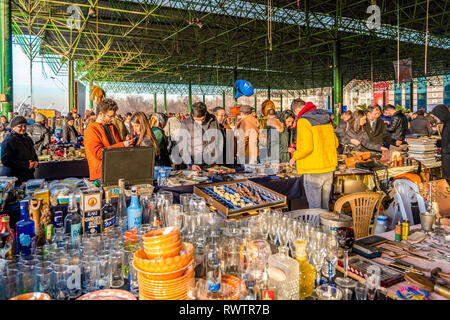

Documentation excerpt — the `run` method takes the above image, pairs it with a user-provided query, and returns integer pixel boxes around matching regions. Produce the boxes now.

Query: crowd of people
[1,97,448,209]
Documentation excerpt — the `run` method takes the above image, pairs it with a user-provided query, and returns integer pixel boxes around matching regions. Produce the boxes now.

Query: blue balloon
[235,80,254,99]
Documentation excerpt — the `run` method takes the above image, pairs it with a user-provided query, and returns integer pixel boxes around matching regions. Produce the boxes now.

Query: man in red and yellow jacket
[290,101,338,210]
[84,99,135,181]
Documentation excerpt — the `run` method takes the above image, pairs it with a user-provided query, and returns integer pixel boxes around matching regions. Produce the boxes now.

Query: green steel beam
[68,59,74,112]
[333,40,342,127]
[89,79,93,110]
[1,0,13,117]
[154,92,157,112]
[163,89,167,113]
[280,92,283,112]
[188,83,192,113]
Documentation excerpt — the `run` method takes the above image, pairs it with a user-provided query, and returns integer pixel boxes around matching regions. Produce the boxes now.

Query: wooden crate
[194,179,286,218]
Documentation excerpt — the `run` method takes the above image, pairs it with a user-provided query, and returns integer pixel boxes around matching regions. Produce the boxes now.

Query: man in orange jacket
[84,99,135,181]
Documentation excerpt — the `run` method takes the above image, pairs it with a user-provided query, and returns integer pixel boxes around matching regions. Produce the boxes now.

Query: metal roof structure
[10,0,450,95]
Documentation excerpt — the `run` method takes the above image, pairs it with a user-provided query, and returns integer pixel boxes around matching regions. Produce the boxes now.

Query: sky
[13,43,68,111]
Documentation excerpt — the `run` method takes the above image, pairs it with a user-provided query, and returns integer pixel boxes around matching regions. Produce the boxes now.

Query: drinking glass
[4,268,22,299]
[127,254,139,297]
[20,265,35,294]
[166,204,186,233]
[156,191,174,227]
[110,250,124,288]
[81,256,99,294]
[53,265,70,300]
[258,210,270,241]
[324,235,339,284]
[355,282,368,300]
[269,212,279,245]
[180,193,195,212]
[311,248,326,287]
[97,250,111,289]
[66,252,82,299]
[335,227,356,288]
[316,284,343,300]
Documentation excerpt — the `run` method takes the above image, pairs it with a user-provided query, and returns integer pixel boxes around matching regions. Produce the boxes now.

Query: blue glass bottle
[127,186,142,230]
[15,200,35,256]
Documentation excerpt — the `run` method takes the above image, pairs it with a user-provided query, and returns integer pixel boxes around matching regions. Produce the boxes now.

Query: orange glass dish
[144,240,182,258]
[9,293,51,300]
[142,227,180,244]
[134,243,194,273]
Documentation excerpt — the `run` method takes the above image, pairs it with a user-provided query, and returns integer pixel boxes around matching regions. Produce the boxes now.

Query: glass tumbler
[110,250,124,289]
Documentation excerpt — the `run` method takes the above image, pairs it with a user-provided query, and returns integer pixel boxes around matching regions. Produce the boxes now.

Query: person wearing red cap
[289,101,338,210]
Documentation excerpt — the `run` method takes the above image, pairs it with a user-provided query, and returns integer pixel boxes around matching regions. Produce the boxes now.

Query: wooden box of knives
[337,256,404,287]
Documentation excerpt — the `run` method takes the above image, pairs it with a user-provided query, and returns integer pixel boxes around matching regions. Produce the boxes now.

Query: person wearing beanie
[431,104,450,179]
[1,116,38,186]
[62,114,80,144]
[27,112,51,156]
[289,101,338,210]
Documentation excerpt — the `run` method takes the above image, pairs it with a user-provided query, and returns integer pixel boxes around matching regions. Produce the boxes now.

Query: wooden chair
[333,192,384,239]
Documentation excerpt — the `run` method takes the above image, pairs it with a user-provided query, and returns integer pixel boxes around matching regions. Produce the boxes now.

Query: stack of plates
[134,227,194,300]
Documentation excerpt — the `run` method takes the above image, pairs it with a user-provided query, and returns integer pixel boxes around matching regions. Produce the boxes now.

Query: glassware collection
[0,179,396,300]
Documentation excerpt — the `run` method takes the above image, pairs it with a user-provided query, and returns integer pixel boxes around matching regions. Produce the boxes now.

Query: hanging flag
[393,58,412,83]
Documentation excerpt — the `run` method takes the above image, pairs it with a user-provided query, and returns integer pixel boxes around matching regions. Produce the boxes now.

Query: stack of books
[406,137,438,166]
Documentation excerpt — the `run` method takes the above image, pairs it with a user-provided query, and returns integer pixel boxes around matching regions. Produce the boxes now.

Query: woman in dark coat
[343,110,388,153]
[431,104,450,179]
[1,116,39,186]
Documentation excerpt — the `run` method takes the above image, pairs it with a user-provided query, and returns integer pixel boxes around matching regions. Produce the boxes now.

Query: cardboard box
[80,189,102,235]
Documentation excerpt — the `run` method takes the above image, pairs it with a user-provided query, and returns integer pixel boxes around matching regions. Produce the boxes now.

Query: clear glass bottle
[15,200,35,256]
[257,265,277,300]
[116,179,127,231]
[102,190,116,232]
[64,194,82,248]
[267,246,299,300]
[0,215,15,260]
[295,240,316,299]
[127,186,142,231]
[43,224,57,256]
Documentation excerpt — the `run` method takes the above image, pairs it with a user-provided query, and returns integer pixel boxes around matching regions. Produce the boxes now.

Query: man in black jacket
[383,104,408,142]
[410,110,433,136]
[364,104,402,147]
[1,116,38,186]
[62,114,79,144]
[431,104,450,179]
[175,102,221,170]
[27,113,51,155]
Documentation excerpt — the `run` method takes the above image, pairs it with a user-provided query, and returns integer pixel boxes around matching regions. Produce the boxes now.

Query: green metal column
[89,79,93,110]
[268,85,271,100]
[163,90,167,113]
[202,94,205,104]
[222,91,225,109]
[410,81,414,110]
[254,93,257,113]
[280,92,283,112]
[333,40,342,127]
[188,83,192,113]
[154,93,157,113]
[68,60,74,112]
[233,69,237,102]
[0,0,13,117]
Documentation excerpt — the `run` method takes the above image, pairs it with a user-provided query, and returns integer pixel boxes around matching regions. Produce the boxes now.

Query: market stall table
[340,225,450,300]
[334,160,442,192]
[156,175,304,204]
